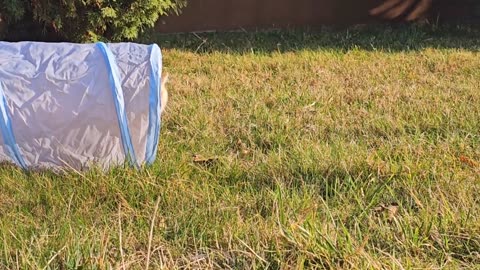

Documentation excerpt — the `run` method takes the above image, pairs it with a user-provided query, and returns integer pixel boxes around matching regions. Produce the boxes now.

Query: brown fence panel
[155,0,477,33]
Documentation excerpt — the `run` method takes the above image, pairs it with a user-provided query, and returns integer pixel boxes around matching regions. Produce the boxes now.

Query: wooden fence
[155,0,477,33]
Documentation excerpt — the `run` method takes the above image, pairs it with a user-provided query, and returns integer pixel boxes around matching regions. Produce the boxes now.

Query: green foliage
[0,0,186,42]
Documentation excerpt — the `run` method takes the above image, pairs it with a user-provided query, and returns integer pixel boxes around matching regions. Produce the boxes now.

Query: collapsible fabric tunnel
[0,41,164,171]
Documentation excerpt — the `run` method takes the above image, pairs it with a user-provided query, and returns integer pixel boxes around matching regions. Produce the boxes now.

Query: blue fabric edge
[145,44,162,164]
[96,42,139,168]
[0,82,27,169]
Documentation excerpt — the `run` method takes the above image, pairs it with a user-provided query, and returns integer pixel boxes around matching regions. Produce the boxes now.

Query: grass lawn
[1,24,479,269]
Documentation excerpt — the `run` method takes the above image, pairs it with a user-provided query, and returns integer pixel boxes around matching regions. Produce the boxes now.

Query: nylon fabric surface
[0,42,163,171]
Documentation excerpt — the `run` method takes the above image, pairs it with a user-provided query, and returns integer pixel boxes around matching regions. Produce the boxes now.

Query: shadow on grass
[216,159,391,201]
[142,23,480,54]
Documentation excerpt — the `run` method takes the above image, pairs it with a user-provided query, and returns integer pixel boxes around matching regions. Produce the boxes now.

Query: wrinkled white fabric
[0,42,163,171]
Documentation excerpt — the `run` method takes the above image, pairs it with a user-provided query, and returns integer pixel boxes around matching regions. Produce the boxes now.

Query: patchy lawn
[1,25,479,269]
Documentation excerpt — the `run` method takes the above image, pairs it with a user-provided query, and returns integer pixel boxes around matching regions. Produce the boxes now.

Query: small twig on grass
[146,197,161,270]
[118,203,126,270]
[43,245,66,270]
[193,32,208,53]
[236,237,268,266]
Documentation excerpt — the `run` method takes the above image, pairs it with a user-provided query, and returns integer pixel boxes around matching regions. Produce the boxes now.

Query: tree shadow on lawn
[143,23,480,54]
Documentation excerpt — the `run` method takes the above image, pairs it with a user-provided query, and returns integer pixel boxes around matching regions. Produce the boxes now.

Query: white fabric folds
[0,42,164,171]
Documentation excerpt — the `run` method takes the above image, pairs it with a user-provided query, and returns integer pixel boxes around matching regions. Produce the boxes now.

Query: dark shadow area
[1,18,67,42]
[142,23,480,54]
[148,0,479,54]
[155,0,480,33]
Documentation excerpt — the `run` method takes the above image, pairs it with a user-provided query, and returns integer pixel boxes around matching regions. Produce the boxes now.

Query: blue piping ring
[96,42,138,168]
[145,44,163,164]
[0,82,27,169]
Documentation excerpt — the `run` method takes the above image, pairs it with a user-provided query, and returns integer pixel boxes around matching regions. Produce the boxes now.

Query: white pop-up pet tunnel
[0,42,165,171]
